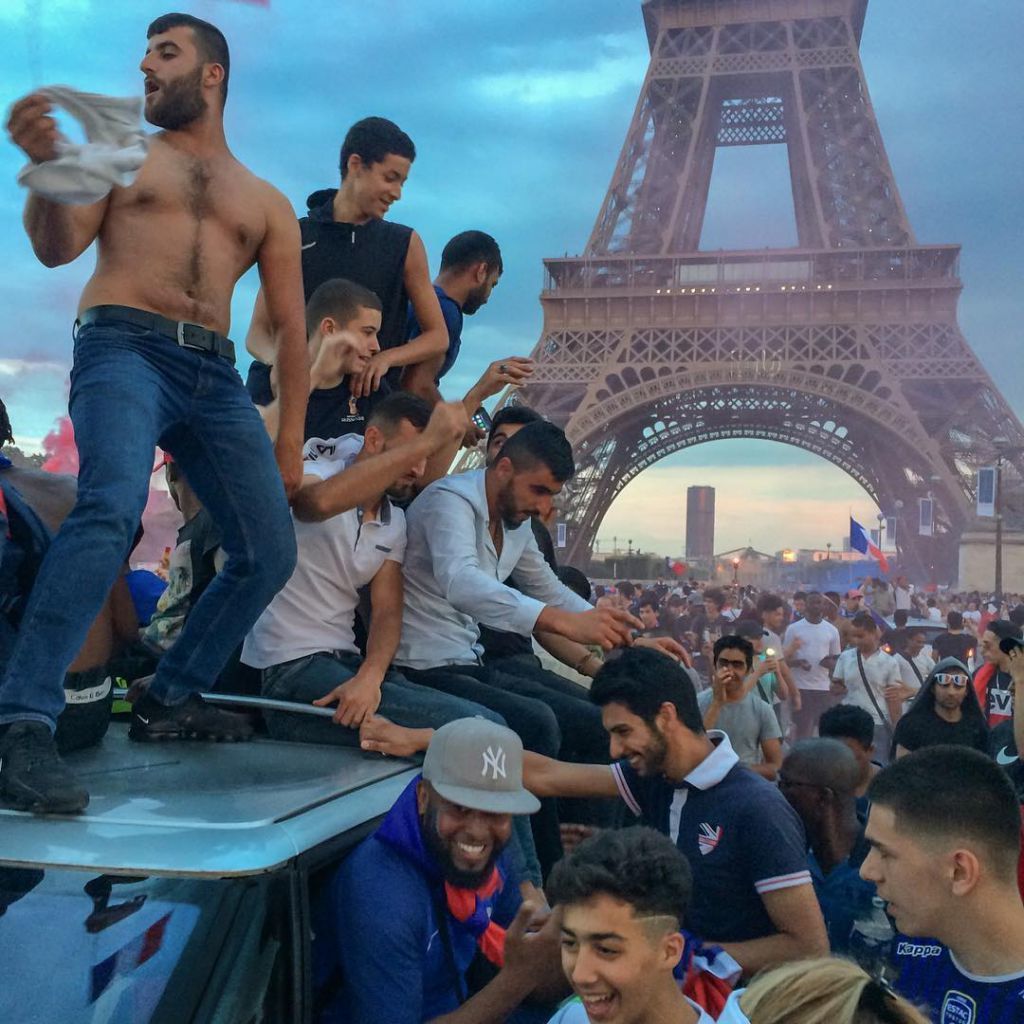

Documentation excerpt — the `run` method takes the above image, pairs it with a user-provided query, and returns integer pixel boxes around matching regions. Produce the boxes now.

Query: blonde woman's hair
[739,958,929,1024]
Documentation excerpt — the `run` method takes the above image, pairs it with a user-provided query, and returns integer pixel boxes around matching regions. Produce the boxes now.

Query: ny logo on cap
[481,746,507,780]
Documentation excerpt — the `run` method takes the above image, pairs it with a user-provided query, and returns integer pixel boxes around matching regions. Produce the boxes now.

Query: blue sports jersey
[406,284,463,381]
[892,937,1024,1023]
[612,732,812,942]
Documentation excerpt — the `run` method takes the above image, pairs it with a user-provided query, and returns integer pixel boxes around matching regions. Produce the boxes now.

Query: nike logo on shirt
[996,746,1019,766]
[301,241,317,250]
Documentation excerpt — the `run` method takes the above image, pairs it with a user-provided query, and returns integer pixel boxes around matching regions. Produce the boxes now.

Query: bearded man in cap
[313,718,566,1024]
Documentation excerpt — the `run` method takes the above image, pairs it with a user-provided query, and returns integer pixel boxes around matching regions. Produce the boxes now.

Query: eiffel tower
[498,0,1023,582]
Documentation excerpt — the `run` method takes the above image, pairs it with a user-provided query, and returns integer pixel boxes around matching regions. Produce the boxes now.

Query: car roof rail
[112,686,336,719]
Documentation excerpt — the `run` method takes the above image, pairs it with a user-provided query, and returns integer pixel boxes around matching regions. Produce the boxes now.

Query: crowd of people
[1,13,1022,1024]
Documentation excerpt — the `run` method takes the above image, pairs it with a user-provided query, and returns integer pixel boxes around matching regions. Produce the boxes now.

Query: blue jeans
[0,316,296,729]
[262,651,543,885]
[260,651,509,745]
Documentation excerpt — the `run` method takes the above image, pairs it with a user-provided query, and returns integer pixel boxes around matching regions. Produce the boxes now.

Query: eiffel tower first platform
[501,0,1023,584]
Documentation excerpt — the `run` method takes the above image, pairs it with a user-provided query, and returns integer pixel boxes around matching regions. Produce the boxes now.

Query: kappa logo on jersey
[697,823,722,856]
[895,941,942,958]
[941,991,976,1024]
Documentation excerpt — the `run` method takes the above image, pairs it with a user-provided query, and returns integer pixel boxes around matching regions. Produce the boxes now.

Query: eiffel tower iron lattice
[470,0,1024,581]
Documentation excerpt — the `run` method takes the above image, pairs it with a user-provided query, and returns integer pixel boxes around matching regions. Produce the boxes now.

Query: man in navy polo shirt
[361,648,829,973]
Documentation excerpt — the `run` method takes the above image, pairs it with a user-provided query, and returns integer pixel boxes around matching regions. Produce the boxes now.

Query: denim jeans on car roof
[0,316,296,728]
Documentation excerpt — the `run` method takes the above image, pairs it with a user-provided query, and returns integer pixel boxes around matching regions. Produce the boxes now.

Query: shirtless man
[0,13,307,814]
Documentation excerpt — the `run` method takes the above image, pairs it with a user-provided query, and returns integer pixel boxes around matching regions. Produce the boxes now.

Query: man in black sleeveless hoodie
[245,117,449,437]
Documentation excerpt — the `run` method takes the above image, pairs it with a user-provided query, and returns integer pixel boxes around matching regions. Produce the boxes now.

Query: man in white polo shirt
[783,592,842,739]
[242,392,500,746]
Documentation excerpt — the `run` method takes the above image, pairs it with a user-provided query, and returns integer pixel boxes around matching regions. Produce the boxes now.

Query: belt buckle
[176,320,206,352]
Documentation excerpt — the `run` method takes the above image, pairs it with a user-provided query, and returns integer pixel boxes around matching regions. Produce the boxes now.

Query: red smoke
[41,416,79,475]
[37,414,180,565]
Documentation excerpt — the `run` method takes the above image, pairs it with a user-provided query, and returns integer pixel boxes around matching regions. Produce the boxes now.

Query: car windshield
[0,867,236,1023]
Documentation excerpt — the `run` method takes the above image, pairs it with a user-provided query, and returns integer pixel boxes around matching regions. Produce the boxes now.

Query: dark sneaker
[129,692,253,743]
[0,722,90,813]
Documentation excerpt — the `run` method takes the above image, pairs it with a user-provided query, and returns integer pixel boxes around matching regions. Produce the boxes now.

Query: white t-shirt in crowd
[241,435,407,669]
[833,647,900,725]
[548,996,714,1024]
[896,650,934,694]
[927,606,943,621]
[783,618,842,692]
[894,585,912,611]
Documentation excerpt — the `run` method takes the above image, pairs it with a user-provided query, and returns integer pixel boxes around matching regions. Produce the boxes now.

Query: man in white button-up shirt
[395,420,640,874]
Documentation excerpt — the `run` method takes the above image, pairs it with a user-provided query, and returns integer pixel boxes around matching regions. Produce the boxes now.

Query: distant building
[714,546,777,588]
[686,486,715,563]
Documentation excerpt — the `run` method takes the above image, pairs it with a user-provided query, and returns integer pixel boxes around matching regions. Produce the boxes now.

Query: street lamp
[731,557,740,584]
[993,437,1010,599]
[893,500,904,568]
[826,542,832,561]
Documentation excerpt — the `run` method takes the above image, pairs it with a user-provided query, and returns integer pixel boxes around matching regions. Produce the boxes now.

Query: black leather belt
[76,305,236,364]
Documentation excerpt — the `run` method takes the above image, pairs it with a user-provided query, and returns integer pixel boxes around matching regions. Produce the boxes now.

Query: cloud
[474,48,646,106]
[0,0,92,25]
[0,357,66,375]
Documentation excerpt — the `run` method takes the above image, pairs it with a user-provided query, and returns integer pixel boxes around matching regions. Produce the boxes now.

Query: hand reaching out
[472,356,534,402]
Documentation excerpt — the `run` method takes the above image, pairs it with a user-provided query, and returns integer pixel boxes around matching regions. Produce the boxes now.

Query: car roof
[881,616,945,632]
[0,724,417,878]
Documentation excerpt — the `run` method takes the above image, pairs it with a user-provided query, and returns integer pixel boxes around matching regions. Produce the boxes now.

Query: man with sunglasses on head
[890,659,989,759]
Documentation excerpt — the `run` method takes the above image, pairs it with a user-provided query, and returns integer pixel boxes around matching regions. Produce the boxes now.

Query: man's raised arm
[291,402,467,522]
[417,356,535,488]
[8,94,109,267]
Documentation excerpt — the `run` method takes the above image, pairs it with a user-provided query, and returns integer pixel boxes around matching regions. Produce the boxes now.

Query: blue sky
[0,0,1020,555]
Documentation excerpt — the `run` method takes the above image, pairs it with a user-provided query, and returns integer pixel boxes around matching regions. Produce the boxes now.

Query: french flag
[850,517,890,573]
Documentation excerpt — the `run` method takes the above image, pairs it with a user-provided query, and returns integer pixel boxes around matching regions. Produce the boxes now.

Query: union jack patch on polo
[698,823,722,856]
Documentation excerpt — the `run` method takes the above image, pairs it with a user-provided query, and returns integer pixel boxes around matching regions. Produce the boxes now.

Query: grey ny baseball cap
[422,718,540,816]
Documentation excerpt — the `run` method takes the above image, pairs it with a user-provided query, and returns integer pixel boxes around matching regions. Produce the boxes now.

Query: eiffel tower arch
[503,0,1024,581]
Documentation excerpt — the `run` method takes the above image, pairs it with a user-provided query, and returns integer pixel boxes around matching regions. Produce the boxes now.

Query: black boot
[0,722,90,813]
[129,692,253,743]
